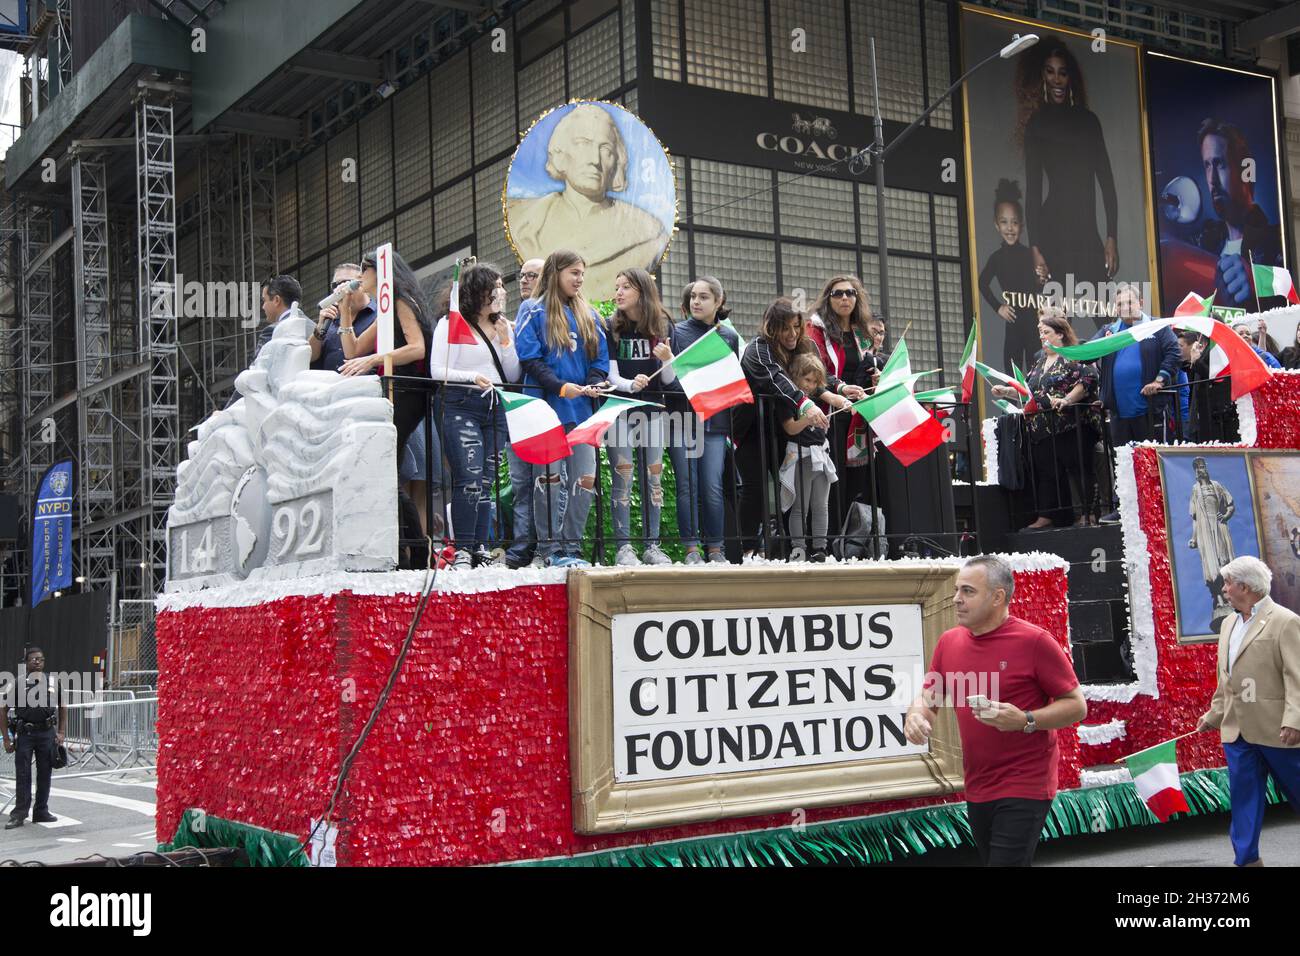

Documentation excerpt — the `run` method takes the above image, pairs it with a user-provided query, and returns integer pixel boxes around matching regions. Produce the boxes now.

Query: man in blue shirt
[1092,286,1180,523]
[310,262,376,373]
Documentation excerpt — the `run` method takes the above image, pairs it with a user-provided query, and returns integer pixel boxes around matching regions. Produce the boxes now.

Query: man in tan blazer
[1196,556,1300,866]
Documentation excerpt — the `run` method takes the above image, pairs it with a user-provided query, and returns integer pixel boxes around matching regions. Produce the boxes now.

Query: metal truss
[199,142,240,404]
[238,134,278,348]
[110,212,146,601]
[135,93,179,598]
[20,204,54,515]
[53,0,73,92]
[72,153,116,590]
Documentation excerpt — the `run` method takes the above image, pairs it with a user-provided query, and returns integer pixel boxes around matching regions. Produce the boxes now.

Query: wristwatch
[1023,711,1037,733]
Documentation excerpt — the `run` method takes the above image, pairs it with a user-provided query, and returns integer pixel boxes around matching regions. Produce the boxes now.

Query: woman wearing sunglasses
[806,275,873,542]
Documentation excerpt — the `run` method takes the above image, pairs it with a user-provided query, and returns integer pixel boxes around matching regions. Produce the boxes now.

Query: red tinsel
[1077,448,1221,772]
[1247,372,1300,448]
[156,565,1079,866]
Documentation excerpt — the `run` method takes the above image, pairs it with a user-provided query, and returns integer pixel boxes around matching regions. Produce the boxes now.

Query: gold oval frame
[501,99,680,282]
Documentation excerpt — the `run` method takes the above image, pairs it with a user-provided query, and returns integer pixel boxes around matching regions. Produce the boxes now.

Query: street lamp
[850,33,1038,329]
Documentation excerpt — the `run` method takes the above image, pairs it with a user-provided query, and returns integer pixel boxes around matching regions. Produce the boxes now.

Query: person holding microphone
[310,262,371,372]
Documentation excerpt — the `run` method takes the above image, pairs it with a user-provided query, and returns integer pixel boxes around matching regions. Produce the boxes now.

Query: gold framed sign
[568,564,964,834]
[1156,448,1264,644]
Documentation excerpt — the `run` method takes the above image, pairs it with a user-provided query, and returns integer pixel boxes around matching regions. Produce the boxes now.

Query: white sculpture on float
[165,305,398,591]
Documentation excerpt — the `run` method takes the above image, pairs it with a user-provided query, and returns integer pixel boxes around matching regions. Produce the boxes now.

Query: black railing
[380,373,1243,565]
[383,377,978,567]
[991,376,1239,528]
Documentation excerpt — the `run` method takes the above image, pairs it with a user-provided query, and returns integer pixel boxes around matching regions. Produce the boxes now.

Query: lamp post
[851,32,1038,329]
[849,33,1037,554]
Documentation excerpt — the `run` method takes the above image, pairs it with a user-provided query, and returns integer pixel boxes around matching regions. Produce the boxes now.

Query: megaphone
[1160,176,1201,225]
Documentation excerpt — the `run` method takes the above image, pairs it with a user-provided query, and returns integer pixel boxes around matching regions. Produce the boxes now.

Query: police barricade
[65,696,157,771]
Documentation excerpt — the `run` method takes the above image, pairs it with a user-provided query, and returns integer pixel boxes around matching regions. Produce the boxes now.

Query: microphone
[318,279,361,311]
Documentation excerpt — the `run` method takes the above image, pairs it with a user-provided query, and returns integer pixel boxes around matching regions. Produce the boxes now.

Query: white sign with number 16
[376,241,394,356]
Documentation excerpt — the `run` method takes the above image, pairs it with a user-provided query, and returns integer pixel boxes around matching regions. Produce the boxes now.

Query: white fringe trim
[1077,719,1127,746]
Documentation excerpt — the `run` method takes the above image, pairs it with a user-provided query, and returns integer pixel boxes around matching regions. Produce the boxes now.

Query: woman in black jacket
[734,298,858,560]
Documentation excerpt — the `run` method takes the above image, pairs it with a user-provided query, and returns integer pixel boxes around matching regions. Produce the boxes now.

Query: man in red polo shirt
[905,555,1086,866]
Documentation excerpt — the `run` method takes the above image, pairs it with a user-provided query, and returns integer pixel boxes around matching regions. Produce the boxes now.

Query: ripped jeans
[531,427,597,561]
[607,410,665,549]
[440,389,509,552]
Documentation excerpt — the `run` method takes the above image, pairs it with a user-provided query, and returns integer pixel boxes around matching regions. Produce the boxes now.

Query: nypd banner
[31,460,74,606]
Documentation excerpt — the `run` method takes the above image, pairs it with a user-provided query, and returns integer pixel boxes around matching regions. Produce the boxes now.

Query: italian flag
[668,327,754,420]
[567,396,663,448]
[495,388,569,465]
[848,340,912,464]
[1123,738,1190,822]
[1052,317,1174,362]
[993,398,1023,415]
[1252,263,1300,305]
[877,339,913,391]
[975,361,1031,399]
[1174,291,1214,317]
[958,323,978,403]
[850,374,946,467]
[915,387,957,405]
[1055,316,1270,400]
[1175,315,1272,398]
[1012,361,1039,414]
[446,264,477,346]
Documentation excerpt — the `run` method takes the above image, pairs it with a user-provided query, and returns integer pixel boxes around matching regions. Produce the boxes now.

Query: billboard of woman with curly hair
[961,7,1156,374]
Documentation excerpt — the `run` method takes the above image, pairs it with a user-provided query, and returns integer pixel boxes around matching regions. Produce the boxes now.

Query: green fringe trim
[511,767,1284,868]
[160,809,310,867]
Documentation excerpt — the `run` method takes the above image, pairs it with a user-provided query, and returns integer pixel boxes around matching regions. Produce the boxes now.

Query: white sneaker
[684,549,704,565]
[451,549,474,570]
[615,545,641,567]
[788,547,806,563]
[642,544,672,566]
[528,555,546,569]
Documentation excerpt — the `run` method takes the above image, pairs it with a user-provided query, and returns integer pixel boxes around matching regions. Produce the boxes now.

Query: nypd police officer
[2,646,65,829]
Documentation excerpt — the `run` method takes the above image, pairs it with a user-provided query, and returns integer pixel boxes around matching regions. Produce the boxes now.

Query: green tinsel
[509,767,1281,868]
[161,809,310,867]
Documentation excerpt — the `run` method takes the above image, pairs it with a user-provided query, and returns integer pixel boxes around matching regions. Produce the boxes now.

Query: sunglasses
[829,289,858,299]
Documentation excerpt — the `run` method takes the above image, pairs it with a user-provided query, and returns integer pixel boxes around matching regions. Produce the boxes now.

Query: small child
[977,178,1041,375]
[778,352,838,562]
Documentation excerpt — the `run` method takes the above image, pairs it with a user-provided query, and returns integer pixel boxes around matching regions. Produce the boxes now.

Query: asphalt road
[0,767,159,865]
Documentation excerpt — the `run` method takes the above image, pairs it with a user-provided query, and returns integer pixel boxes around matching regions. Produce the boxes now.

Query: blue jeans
[667,430,727,550]
[399,416,443,485]
[532,432,597,560]
[504,446,535,563]
[1224,737,1300,866]
[440,391,508,551]
[608,410,665,549]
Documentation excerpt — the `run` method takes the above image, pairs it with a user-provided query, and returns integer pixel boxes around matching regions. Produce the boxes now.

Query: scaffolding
[135,92,179,598]
[71,153,116,590]
[19,203,54,531]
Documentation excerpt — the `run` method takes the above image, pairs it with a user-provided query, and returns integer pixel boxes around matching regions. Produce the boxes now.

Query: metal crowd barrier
[60,696,158,772]
[0,696,158,813]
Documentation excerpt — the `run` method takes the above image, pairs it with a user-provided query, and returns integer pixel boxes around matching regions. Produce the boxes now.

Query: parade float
[149,288,1300,866]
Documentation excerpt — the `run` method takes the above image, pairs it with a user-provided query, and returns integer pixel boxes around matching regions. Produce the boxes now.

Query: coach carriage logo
[791,112,837,139]
[49,471,69,496]
[759,113,862,163]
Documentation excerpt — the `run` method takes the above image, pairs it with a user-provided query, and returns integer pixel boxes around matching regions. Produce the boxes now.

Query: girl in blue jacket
[514,249,610,567]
